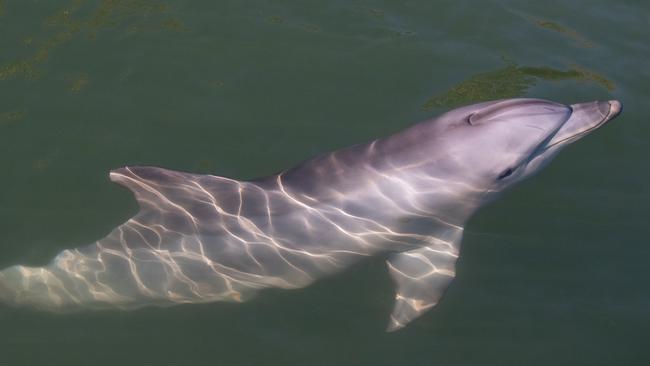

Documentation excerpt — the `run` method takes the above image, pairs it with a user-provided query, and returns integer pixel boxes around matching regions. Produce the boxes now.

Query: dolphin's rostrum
[0,98,622,331]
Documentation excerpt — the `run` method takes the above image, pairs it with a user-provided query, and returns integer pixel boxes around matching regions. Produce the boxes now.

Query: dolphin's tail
[0,267,20,307]
[0,227,256,312]
[0,249,148,311]
[0,166,276,311]
[0,236,258,312]
[0,261,92,310]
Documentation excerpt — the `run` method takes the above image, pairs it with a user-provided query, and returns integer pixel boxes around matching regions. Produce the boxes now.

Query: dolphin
[0,98,621,330]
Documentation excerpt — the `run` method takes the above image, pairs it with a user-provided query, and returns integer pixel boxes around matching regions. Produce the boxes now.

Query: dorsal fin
[109,166,183,206]
[108,166,297,227]
[109,166,245,213]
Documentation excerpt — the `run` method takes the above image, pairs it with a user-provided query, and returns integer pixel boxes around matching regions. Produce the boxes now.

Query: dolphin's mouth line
[542,101,614,150]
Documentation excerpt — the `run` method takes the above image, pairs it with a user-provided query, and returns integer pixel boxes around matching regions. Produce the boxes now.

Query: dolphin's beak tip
[608,100,622,118]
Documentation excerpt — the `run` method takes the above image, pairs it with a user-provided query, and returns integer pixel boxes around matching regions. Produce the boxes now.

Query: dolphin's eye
[497,167,515,180]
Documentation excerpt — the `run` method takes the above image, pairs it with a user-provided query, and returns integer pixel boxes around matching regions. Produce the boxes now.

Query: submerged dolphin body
[0,98,621,330]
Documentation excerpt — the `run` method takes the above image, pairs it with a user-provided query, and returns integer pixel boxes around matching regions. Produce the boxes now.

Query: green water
[0,1,648,365]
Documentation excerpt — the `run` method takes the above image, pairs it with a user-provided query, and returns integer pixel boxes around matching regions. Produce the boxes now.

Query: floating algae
[0,110,25,126]
[535,19,595,48]
[161,17,188,32]
[0,0,184,82]
[422,62,615,110]
[269,15,284,24]
[66,72,89,92]
[520,66,614,90]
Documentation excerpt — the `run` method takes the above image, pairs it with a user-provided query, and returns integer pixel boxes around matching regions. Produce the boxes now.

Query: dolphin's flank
[0,98,622,331]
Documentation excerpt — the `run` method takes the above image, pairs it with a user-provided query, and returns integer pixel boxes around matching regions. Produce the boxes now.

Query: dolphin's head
[424,98,622,201]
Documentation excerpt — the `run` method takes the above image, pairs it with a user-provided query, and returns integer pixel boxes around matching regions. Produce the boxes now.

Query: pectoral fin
[385,235,461,331]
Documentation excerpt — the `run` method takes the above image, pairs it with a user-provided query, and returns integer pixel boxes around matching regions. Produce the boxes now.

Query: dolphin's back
[274,120,441,199]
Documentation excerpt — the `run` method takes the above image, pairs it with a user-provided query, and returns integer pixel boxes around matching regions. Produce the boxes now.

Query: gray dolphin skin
[0,98,622,331]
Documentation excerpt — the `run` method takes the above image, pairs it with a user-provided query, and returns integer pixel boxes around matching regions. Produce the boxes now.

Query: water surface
[0,1,648,365]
